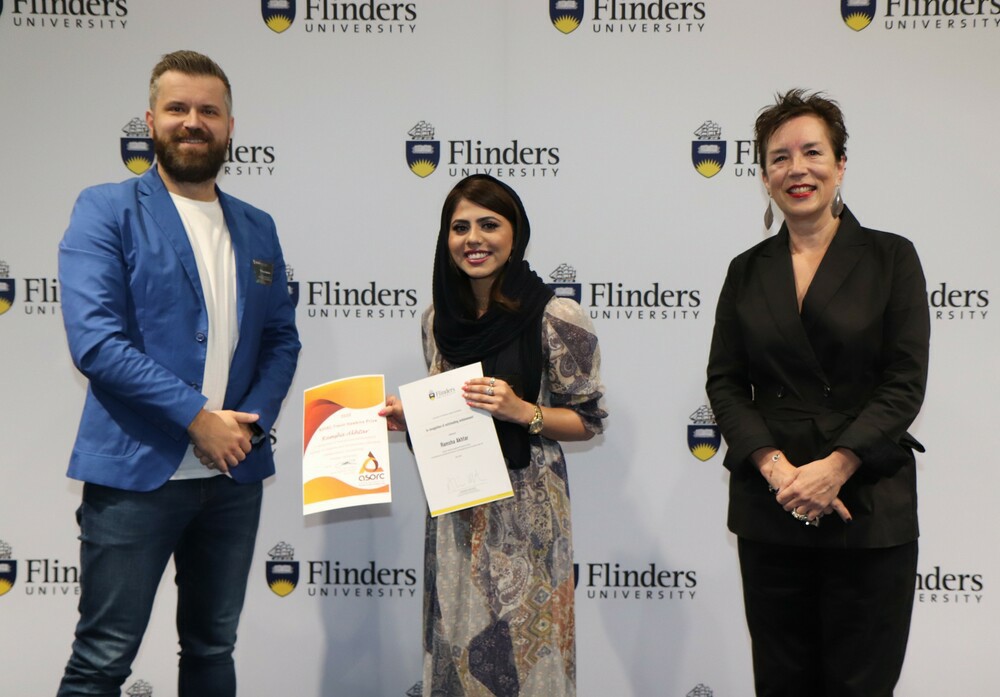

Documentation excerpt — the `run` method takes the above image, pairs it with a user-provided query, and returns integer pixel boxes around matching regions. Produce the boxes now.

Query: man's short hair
[149,50,232,114]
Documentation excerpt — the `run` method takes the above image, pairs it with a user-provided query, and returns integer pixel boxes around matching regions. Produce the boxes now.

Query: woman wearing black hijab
[382,174,606,697]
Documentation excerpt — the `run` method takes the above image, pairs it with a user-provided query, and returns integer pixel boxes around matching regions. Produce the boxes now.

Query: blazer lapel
[800,207,868,332]
[137,169,204,306]
[217,190,249,328]
[758,227,829,382]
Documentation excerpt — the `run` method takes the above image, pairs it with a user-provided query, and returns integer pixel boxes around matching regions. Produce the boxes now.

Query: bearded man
[56,50,300,697]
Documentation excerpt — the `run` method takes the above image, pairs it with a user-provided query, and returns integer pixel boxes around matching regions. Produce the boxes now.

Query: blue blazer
[59,168,301,491]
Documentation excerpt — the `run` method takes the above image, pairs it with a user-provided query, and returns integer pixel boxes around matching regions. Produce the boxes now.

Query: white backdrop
[1,1,998,695]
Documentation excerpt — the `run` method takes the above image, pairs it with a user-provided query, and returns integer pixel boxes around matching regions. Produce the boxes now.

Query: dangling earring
[831,185,844,217]
[763,197,774,229]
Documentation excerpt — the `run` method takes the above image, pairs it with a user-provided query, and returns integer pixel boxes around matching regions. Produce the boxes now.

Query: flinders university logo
[262,0,295,33]
[548,263,582,303]
[406,121,440,178]
[688,405,720,461]
[121,117,154,175]
[0,259,14,317]
[0,540,16,597]
[125,680,153,697]
[550,0,584,34]
[842,0,876,31]
[266,541,299,597]
[692,120,726,178]
[687,685,714,697]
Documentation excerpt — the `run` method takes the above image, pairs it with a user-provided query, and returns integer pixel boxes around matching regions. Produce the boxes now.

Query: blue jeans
[57,477,263,697]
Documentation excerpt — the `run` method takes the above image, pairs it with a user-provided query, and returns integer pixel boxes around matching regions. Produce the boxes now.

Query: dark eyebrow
[767,141,824,156]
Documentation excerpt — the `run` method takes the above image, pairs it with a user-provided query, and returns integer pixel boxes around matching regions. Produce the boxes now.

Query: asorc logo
[4,0,129,30]
[841,0,1000,32]
[916,565,984,605]
[929,281,989,321]
[405,120,562,180]
[0,260,60,319]
[121,117,153,175]
[559,0,709,35]
[575,560,698,600]
[265,0,419,34]
[548,262,702,322]
[688,120,760,179]
[688,405,719,461]
[265,541,418,599]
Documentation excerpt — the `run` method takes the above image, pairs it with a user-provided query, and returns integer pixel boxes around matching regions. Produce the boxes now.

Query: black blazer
[706,207,930,548]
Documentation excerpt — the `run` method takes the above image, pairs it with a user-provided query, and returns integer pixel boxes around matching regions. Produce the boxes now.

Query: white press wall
[1,1,998,695]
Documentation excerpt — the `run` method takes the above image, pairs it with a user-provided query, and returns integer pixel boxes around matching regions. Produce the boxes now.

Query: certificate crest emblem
[841,0,876,31]
[550,0,584,34]
[262,0,296,33]
[406,121,440,178]
[687,405,720,461]
[120,118,154,175]
[691,121,726,179]
[266,541,299,597]
[0,540,17,597]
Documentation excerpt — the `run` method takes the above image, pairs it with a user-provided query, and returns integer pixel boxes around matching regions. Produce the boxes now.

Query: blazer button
[195,332,207,343]
[822,385,831,398]
[776,386,785,398]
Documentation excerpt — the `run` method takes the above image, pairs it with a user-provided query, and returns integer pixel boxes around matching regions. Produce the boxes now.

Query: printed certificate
[302,375,391,515]
[399,363,513,517]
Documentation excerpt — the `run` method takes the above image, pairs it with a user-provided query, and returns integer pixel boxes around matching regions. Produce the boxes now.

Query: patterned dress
[421,298,607,697]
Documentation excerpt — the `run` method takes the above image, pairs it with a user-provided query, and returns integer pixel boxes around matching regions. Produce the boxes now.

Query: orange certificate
[302,375,390,515]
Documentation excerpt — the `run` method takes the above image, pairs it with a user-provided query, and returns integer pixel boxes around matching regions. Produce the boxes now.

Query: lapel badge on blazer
[253,260,274,285]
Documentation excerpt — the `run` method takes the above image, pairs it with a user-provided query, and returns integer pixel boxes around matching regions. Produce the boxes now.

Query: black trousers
[737,537,918,697]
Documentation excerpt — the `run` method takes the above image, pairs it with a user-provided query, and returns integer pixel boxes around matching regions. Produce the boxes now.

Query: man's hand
[188,409,259,474]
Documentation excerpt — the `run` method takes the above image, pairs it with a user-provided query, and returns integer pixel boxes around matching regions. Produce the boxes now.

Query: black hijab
[431,175,554,469]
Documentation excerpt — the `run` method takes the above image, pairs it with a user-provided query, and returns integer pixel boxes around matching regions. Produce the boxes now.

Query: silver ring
[489,377,496,387]
[487,387,494,396]
[790,510,809,522]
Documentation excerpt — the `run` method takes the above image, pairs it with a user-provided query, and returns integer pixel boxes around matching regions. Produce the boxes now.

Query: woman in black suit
[706,90,930,696]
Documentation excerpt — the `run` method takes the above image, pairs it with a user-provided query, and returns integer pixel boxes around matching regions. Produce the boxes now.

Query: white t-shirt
[169,193,238,480]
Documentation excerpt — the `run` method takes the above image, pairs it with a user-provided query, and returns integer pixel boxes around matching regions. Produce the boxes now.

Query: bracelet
[766,452,781,493]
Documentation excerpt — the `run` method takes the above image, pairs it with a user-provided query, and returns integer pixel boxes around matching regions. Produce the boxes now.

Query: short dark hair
[149,50,232,114]
[755,89,847,174]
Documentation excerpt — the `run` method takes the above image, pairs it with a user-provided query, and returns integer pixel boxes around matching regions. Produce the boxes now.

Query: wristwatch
[527,404,544,435]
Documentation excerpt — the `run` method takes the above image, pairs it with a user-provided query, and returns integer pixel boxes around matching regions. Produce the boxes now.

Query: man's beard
[153,128,228,184]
